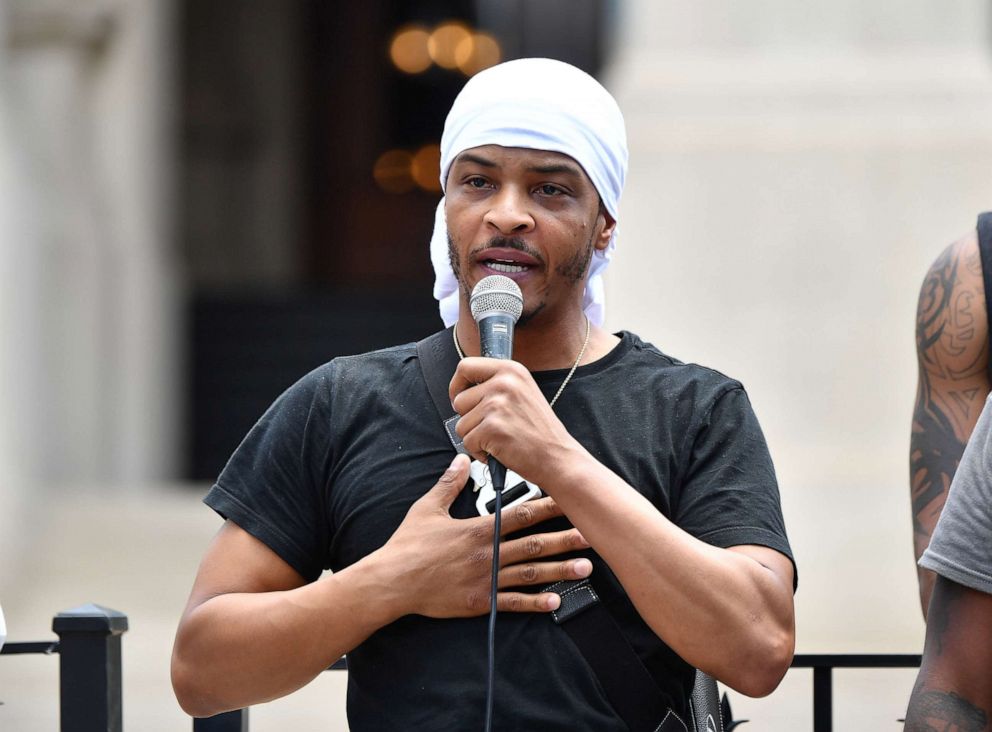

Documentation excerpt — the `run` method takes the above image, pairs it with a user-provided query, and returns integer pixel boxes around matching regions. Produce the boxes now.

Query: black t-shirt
[205,331,795,731]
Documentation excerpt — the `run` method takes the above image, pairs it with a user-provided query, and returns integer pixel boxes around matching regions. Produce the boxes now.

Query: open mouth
[485,259,531,274]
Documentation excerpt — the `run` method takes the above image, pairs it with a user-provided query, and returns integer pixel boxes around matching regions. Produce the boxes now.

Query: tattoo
[906,577,992,731]
[905,686,988,731]
[928,576,963,656]
[911,241,988,550]
[912,247,968,542]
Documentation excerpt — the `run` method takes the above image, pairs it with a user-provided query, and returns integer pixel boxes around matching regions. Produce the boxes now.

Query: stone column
[0,0,179,584]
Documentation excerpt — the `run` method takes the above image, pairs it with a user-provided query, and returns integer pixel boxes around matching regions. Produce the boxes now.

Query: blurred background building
[1,0,991,729]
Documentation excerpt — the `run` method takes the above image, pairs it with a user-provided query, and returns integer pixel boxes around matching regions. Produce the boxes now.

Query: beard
[447,231,595,327]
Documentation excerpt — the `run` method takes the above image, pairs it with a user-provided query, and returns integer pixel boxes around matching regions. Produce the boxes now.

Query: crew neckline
[530,331,633,385]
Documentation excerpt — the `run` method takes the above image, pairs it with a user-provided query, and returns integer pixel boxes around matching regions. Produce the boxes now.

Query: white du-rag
[430,58,628,327]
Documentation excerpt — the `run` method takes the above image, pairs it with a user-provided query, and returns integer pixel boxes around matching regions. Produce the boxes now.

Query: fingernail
[575,532,590,547]
[573,559,592,577]
[545,594,561,611]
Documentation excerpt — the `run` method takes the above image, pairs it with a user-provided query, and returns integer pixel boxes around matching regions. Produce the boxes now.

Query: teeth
[489,261,527,273]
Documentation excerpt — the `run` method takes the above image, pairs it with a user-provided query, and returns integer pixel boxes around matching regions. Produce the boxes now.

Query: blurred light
[428,22,471,70]
[411,144,442,192]
[373,150,415,194]
[389,25,431,74]
[456,32,502,76]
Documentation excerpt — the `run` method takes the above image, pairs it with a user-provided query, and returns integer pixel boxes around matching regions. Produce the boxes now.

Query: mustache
[470,236,544,264]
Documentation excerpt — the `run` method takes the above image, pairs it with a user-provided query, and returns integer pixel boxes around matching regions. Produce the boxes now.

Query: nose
[483,186,535,235]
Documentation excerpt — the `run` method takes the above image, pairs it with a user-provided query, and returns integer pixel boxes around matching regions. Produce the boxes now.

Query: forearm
[905,577,992,730]
[172,555,402,717]
[540,446,794,696]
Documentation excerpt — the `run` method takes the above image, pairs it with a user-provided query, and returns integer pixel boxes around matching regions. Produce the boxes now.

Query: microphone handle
[476,312,515,490]
[477,313,515,360]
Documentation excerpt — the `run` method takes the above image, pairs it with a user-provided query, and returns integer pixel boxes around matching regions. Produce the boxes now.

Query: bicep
[182,520,308,616]
[726,545,795,599]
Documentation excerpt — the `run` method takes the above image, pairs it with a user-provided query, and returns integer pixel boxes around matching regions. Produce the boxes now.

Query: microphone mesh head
[470,275,523,323]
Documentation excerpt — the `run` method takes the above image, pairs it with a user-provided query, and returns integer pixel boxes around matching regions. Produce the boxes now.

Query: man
[911,213,992,618]
[905,394,992,730]
[172,58,796,730]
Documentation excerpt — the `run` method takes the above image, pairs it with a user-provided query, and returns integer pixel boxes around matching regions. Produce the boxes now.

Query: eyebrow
[528,163,583,177]
[453,153,583,178]
[455,153,498,168]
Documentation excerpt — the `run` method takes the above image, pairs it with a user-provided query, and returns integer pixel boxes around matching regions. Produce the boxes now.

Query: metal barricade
[1,604,128,732]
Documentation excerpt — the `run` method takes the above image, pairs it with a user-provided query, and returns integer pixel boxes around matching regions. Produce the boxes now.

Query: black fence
[192,653,923,732]
[791,654,921,731]
[1,604,128,732]
[0,612,920,732]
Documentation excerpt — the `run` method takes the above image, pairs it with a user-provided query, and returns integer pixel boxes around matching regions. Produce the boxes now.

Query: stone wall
[605,0,992,721]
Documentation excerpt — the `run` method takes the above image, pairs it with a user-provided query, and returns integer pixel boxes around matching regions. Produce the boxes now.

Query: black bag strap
[977,213,992,383]
[414,329,720,732]
[545,578,681,731]
[416,328,469,455]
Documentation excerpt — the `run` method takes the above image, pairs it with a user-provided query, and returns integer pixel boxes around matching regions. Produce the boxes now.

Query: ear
[594,207,616,252]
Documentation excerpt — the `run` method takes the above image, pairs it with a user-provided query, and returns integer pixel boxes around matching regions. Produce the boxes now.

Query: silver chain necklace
[452,315,591,408]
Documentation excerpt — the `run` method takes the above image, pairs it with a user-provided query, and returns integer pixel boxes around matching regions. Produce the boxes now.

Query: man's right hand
[172,454,591,717]
[378,454,593,618]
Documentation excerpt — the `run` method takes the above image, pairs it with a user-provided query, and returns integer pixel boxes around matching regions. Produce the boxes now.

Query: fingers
[498,496,564,536]
[495,591,563,613]
[498,557,593,590]
[449,358,532,413]
[448,357,507,403]
[499,527,590,566]
[417,454,471,511]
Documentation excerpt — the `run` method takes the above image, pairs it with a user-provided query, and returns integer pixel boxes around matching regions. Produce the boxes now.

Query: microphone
[470,275,524,490]
[469,274,523,732]
[471,275,523,360]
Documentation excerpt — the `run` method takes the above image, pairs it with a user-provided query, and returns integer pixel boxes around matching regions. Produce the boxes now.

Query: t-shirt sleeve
[920,395,992,595]
[203,366,334,583]
[674,386,797,587]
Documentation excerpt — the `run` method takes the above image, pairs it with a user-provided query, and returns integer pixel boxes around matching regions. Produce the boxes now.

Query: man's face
[445,145,615,326]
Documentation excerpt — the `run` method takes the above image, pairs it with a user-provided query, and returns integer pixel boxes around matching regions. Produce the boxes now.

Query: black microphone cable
[483,461,506,732]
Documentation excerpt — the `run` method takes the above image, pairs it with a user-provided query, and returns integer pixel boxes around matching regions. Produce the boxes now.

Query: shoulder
[272,342,420,414]
[617,330,745,402]
[916,230,986,358]
[331,341,418,377]
[307,341,419,386]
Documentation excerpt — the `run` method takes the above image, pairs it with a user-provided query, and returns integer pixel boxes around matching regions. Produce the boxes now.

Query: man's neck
[454,311,618,372]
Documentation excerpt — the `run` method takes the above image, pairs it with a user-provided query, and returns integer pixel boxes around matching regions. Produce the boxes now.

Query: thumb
[422,454,471,511]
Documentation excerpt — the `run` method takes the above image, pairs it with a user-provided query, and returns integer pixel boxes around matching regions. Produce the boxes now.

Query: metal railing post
[812,666,832,731]
[52,603,128,732]
[194,709,249,731]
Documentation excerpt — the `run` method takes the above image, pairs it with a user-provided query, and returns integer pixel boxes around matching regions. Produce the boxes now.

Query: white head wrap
[430,58,628,326]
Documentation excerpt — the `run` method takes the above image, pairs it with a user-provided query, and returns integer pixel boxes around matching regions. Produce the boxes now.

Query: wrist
[334,548,412,626]
[533,437,596,496]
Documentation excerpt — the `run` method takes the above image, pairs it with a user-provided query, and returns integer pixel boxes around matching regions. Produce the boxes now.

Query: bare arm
[911,232,990,618]
[535,455,793,697]
[451,359,795,697]
[172,456,592,717]
[905,576,992,730]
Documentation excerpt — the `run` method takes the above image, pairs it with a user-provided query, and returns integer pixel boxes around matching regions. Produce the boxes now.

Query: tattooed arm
[911,232,990,618]
[904,576,992,731]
